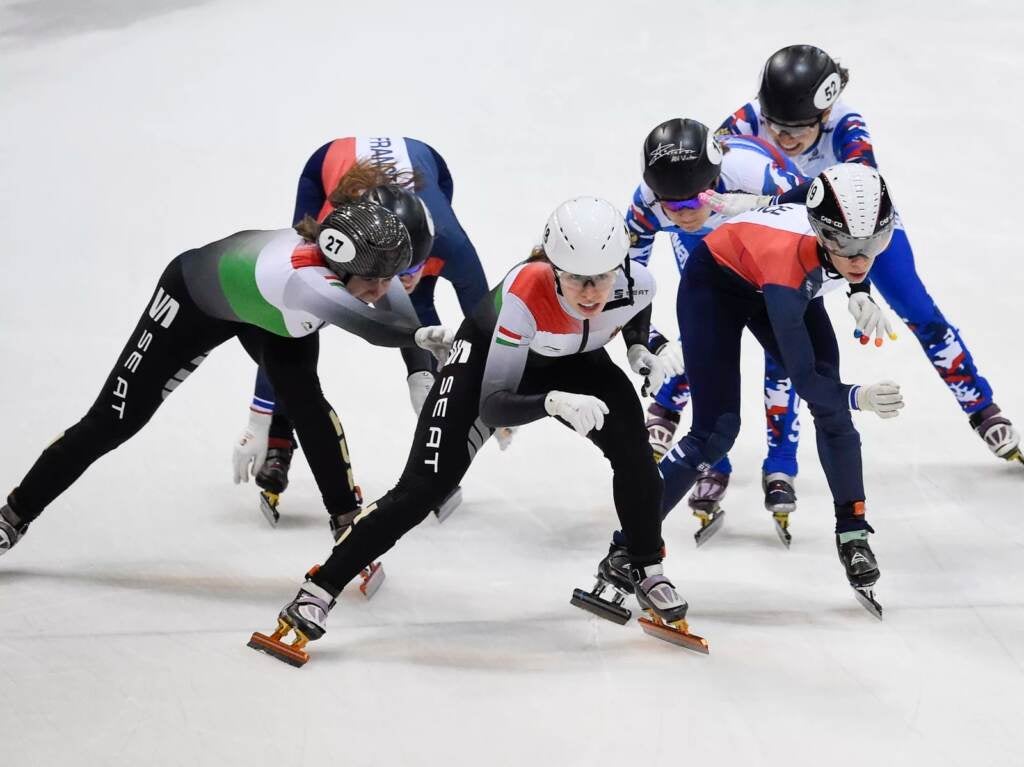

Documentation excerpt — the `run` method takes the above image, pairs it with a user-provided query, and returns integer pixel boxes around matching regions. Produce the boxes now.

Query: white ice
[1,1,1022,765]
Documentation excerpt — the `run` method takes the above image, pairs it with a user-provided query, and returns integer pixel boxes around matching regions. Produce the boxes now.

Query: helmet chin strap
[817,242,842,279]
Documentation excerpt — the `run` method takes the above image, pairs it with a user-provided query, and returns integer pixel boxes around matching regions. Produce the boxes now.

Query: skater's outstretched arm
[284,266,422,349]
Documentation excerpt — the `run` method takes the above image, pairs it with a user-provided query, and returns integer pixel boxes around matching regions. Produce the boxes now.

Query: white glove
[494,426,518,451]
[232,410,271,484]
[407,371,434,415]
[699,190,772,217]
[415,326,455,363]
[848,292,896,347]
[544,391,609,436]
[855,380,904,419]
[655,341,685,377]
[627,344,667,397]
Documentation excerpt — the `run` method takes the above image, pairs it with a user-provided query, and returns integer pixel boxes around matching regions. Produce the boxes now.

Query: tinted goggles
[658,194,706,211]
[399,261,425,278]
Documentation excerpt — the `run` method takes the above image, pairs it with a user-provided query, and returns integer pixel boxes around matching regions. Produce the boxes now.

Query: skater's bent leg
[762,350,800,476]
[803,301,868,529]
[661,247,746,516]
[871,228,993,414]
[8,258,234,523]
[243,331,360,517]
[311,322,492,594]
[567,353,665,564]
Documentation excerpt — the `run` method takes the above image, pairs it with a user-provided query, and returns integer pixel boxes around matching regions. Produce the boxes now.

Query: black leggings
[311,320,665,595]
[8,257,360,523]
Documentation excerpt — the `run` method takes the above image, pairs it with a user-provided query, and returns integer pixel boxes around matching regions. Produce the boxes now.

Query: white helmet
[542,197,630,275]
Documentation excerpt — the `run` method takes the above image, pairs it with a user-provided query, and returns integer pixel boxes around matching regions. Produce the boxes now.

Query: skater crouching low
[249,197,710,667]
[0,198,453,558]
[657,163,903,618]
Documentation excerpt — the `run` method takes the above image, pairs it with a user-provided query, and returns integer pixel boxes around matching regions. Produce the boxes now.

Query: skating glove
[544,391,609,436]
[232,409,271,484]
[494,426,518,451]
[699,190,772,217]
[655,341,685,377]
[848,293,896,347]
[415,325,455,363]
[407,371,434,416]
[627,344,671,397]
[854,380,904,419]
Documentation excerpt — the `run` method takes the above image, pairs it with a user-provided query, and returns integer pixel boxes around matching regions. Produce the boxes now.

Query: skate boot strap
[646,402,681,424]
[295,582,336,611]
[969,404,1010,432]
[0,505,27,536]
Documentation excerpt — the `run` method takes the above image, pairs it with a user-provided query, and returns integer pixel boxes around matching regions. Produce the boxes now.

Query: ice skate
[248,574,335,667]
[255,446,293,526]
[688,468,729,547]
[571,543,633,624]
[836,530,882,620]
[329,508,385,599]
[763,472,796,548]
[0,504,27,556]
[432,486,463,523]
[645,402,680,461]
[631,563,709,654]
[969,404,1023,464]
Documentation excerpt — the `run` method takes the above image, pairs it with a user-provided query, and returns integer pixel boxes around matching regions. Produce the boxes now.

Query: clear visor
[812,220,893,259]
[556,268,619,289]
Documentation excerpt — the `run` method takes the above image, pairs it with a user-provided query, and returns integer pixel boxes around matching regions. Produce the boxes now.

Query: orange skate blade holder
[638,614,710,655]
[359,562,385,598]
[248,618,310,667]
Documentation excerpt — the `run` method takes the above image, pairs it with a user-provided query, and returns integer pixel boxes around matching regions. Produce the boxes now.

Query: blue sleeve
[718,103,759,137]
[292,142,332,225]
[252,367,276,414]
[625,186,661,266]
[762,284,855,411]
[775,180,812,204]
[832,113,877,168]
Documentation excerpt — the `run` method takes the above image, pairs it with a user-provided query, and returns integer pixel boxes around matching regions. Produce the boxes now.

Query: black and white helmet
[642,118,723,201]
[758,44,846,126]
[317,200,413,278]
[806,164,894,258]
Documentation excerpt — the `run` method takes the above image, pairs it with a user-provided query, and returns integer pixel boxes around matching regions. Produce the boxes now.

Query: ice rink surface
[1,1,1022,765]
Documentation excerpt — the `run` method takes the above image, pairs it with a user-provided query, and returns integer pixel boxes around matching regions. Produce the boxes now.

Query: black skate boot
[255,446,293,526]
[836,529,882,619]
[571,542,633,624]
[328,497,385,599]
[688,468,729,547]
[645,402,680,461]
[630,563,709,653]
[969,404,1023,464]
[762,472,797,548]
[0,504,28,557]
[249,569,335,667]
